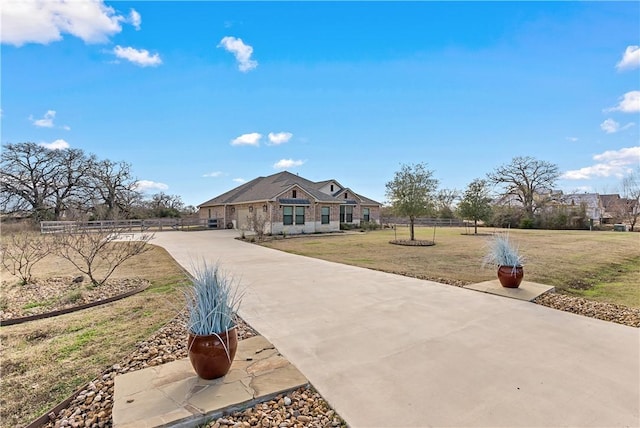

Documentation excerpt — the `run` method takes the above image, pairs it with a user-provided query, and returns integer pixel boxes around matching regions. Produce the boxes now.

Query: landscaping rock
[41,313,345,428]
[535,292,640,327]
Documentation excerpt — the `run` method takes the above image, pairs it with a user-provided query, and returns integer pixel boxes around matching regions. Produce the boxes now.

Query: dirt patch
[565,279,593,290]
[0,277,148,320]
[389,239,435,246]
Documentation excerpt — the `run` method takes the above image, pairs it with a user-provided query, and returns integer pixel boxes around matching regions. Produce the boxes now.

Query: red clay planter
[497,266,524,288]
[188,328,238,380]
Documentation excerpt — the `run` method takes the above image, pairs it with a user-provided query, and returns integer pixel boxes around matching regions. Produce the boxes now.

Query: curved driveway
[153,230,639,427]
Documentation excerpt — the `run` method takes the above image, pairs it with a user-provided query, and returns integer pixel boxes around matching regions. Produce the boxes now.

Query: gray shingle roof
[198,171,381,207]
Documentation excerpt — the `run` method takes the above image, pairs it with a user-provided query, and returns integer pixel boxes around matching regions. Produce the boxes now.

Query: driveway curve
[152,230,639,427]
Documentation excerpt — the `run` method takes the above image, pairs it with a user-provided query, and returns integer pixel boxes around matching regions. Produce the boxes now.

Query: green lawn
[262,227,640,308]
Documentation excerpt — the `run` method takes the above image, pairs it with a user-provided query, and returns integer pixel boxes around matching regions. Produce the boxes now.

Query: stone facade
[198,171,381,235]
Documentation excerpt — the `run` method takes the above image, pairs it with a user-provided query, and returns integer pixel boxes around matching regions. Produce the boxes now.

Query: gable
[199,171,380,208]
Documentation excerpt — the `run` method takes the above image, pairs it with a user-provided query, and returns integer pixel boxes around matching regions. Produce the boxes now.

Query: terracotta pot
[497,266,524,288]
[188,328,238,380]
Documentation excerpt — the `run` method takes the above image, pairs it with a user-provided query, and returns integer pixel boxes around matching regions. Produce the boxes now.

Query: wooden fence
[40,218,223,234]
[383,217,466,227]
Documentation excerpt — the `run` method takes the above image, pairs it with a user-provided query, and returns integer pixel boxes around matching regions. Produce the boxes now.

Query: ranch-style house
[198,171,381,234]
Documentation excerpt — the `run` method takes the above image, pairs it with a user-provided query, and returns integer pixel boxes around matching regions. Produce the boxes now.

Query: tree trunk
[474,219,478,234]
[410,216,415,241]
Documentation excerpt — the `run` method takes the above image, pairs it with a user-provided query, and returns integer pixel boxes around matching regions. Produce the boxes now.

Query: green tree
[385,163,438,240]
[458,179,492,234]
[487,156,560,219]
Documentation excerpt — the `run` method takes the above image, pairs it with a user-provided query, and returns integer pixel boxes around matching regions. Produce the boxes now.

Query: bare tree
[87,159,141,219]
[619,168,640,231]
[145,192,185,218]
[435,188,459,219]
[1,227,56,284]
[54,225,153,286]
[247,211,268,240]
[50,148,95,219]
[1,142,59,221]
[385,163,439,240]
[487,156,560,219]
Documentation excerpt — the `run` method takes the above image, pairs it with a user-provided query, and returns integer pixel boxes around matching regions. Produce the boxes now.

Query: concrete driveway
[152,230,639,427]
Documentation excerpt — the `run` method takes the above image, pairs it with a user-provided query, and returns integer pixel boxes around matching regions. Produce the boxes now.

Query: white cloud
[134,180,169,192]
[129,9,141,30]
[600,118,635,134]
[39,139,69,150]
[203,171,224,178]
[231,133,262,146]
[218,36,258,72]
[62,125,71,131]
[30,110,56,127]
[113,45,162,67]
[605,91,640,113]
[616,45,640,71]
[233,178,247,184]
[273,159,305,169]
[562,146,640,180]
[565,137,578,142]
[268,132,293,145]
[1,0,129,46]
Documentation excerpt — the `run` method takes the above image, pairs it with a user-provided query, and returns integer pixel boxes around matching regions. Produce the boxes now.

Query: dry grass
[0,244,190,428]
[262,227,640,308]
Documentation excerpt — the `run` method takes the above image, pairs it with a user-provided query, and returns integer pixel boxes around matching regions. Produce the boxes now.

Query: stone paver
[112,335,307,428]
[151,230,640,427]
[464,279,555,301]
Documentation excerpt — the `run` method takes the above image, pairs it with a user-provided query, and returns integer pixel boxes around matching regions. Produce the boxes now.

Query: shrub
[1,228,56,285]
[340,223,359,230]
[53,224,153,286]
[519,217,534,229]
[360,221,380,231]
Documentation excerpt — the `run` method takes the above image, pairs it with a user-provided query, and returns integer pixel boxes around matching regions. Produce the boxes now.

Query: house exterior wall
[366,205,381,223]
[317,181,340,196]
[312,203,341,232]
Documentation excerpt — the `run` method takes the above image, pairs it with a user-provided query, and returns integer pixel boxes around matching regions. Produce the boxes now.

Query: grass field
[0,244,189,428]
[261,226,640,308]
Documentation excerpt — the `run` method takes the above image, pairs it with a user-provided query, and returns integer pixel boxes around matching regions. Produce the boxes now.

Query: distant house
[559,193,604,224]
[600,194,622,224]
[198,171,381,234]
[600,193,639,225]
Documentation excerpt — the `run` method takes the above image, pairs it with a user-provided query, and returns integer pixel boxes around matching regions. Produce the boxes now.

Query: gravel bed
[0,277,148,320]
[534,292,640,327]
[41,312,345,428]
[203,388,345,428]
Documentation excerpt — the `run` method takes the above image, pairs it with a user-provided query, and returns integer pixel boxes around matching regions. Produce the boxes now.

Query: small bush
[519,217,534,229]
[360,221,380,231]
[340,223,359,230]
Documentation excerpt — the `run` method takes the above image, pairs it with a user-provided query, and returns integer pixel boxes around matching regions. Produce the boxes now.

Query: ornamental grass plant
[185,260,243,336]
[482,232,525,270]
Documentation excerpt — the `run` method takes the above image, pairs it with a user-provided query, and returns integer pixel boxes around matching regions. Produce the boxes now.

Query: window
[321,207,330,224]
[283,206,293,225]
[208,208,211,219]
[292,190,297,198]
[344,192,348,199]
[340,205,353,223]
[330,184,334,191]
[363,208,370,222]
[295,206,305,224]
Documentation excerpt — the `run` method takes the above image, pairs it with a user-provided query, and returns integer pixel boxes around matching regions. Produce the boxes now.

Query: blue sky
[2,1,639,207]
